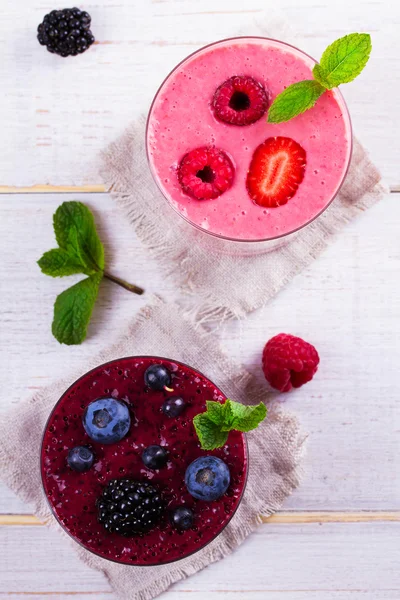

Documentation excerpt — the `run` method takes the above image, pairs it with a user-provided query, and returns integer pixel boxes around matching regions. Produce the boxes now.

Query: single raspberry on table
[262,333,319,392]
[178,146,235,200]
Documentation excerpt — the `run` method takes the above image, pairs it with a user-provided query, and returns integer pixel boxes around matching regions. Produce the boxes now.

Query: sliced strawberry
[178,146,235,200]
[246,137,306,208]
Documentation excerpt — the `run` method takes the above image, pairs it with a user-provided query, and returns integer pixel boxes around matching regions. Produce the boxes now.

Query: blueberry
[142,445,168,469]
[144,364,172,391]
[67,445,94,472]
[83,398,131,445]
[171,506,194,530]
[185,456,230,501]
[162,396,186,418]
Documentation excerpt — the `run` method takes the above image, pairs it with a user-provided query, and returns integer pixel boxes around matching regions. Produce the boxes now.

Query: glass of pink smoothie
[146,37,352,252]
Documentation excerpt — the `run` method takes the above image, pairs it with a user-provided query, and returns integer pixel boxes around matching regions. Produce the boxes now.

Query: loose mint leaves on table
[267,33,372,124]
[38,201,144,345]
[194,398,267,450]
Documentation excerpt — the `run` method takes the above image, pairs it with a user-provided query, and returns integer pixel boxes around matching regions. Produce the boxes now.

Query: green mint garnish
[267,33,371,124]
[313,33,372,89]
[192,413,230,451]
[267,80,326,124]
[38,201,144,345]
[193,399,267,450]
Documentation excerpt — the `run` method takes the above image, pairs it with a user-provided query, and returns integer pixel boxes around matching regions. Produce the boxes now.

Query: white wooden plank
[0,593,398,600]
[0,525,112,595]
[0,192,399,514]
[0,522,399,598]
[0,0,399,187]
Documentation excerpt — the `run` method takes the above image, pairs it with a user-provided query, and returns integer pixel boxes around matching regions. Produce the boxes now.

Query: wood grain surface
[1,0,399,598]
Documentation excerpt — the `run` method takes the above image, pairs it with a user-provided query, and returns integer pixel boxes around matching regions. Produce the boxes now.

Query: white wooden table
[1,1,399,598]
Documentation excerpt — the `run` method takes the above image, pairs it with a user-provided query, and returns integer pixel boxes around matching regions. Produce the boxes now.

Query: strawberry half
[246,137,307,208]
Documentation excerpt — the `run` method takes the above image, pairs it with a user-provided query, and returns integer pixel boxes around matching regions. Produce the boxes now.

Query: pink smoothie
[146,37,352,242]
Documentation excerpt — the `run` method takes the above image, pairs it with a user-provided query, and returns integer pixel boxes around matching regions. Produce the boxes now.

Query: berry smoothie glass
[146,37,352,253]
[41,357,248,566]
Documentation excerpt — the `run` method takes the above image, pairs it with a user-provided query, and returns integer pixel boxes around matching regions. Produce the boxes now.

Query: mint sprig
[193,399,267,450]
[38,201,144,345]
[267,33,371,124]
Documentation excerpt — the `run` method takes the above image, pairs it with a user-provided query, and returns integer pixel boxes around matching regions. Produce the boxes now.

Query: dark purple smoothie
[41,357,248,565]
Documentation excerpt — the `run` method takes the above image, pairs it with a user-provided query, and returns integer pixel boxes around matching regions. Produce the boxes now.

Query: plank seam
[0,185,399,194]
[1,511,399,526]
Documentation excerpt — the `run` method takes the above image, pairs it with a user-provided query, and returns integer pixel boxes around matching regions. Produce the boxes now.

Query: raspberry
[178,146,235,200]
[262,334,319,392]
[212,76,269,126]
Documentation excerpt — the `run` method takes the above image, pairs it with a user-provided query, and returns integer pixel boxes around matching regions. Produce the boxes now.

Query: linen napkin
[0,300,305,600]
[101,21,387,323]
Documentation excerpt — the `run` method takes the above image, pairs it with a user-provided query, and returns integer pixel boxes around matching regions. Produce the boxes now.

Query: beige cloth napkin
[100,24,387,323]
[0,300,305,600]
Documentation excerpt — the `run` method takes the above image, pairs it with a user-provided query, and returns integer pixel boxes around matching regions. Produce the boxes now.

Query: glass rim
[145,35,353,244]
[40,355,249,567]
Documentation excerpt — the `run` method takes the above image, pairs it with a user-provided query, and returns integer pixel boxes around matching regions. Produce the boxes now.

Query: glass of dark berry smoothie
[41,356,248,565]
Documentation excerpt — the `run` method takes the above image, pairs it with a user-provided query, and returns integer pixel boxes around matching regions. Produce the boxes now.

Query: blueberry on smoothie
[67,445,94,472]
[144,364,172,391]
[170,506,194,530]
[162,396,186,418]
[142,445,168,470]
[83,398,131,444]
[185,456,230,501]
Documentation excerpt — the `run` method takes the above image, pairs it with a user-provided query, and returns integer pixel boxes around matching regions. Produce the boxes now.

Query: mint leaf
[38,248,87,277]
[225,399,267,432]
[204,400,225,425]
[193,399,267,449]
[267,80,325,124]
[313,33,371,89]
[193,414,229,451]
[52,273,102,345]
[53,201,104,273]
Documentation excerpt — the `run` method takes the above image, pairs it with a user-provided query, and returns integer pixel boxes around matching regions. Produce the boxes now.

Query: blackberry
[97,479,164,536]
[37,8,95,57]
